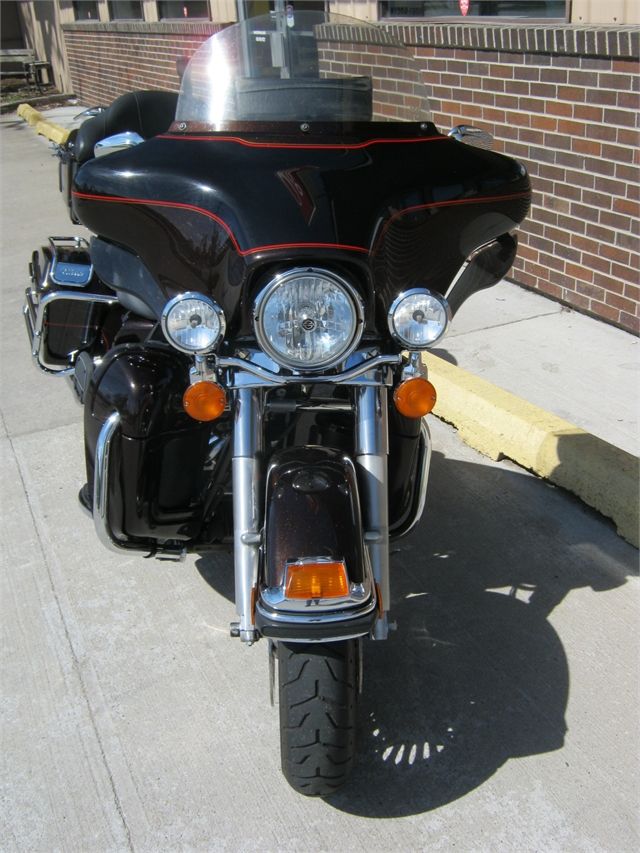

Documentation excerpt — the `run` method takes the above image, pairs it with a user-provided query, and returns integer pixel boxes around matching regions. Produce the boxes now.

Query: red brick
[546,100,573,117]
[617,128,640,147]
[529,115,557,131]
[581,252,612,275]
[557,86,586,102]
[611,263,640,285]
[556,119,585,136]
[605,291,637,313]
[573,138,601,156]
[592,273,625,295]
[619,313,640,333]
[613,198,640,217]
[576,281,606,301]
[624,283,640,302]
[599,73,635,90]
[590,300,624,323]
[589,89,619,106]
[573,104,604,122]
[490,64,514,79]
[568,291,593,311]
[604,108,638,128]
[612,59,639,73]
[537,280,564,300]
[600,243,631,265]
[565,262,594,283]
[600,211,632,231]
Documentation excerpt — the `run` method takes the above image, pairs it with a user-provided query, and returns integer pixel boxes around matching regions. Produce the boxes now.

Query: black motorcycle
[23,10,530,796]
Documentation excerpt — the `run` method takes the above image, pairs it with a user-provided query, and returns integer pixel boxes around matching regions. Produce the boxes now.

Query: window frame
[72,1,101,21]
[107,1,144,20]
[156,1,212,20]
[378,0,571,24]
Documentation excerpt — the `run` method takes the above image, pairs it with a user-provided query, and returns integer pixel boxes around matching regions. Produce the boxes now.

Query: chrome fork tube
[355,386,390,640]
[232,388,263,644]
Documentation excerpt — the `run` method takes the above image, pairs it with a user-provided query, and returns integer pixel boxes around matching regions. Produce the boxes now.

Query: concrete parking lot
[1,112,638,852]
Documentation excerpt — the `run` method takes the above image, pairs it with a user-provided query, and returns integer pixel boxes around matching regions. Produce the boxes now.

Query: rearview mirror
[447,125,493,149]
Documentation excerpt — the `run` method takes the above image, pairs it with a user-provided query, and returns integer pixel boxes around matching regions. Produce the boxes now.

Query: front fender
[262,446,367,588]
[256,446,377,641]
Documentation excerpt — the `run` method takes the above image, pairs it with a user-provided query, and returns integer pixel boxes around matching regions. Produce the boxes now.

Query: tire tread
[278,641,357,797]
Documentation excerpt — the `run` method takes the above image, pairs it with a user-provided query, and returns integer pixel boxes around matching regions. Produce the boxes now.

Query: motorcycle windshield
[175,11,432,129]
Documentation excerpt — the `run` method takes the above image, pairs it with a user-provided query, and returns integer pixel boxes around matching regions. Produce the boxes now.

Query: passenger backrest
[74,90,178,163]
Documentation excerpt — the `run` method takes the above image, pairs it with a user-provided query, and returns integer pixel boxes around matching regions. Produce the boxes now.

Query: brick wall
[392,24,640,333]
[317,25,428,120]
[62,21,223,105]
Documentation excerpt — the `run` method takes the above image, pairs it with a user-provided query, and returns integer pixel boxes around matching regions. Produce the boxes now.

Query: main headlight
[162,292,226,354]
[388,289,450,349]
[253,268,364,371]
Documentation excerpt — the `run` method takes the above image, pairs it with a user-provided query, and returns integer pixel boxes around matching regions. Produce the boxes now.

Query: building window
[157,1,210,18]
[73,1,100,20]
[379,1,568,20]
[108,1,143,18]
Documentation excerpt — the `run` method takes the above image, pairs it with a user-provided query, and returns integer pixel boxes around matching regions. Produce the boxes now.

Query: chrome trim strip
[445,237,502,301]
[255,594,377,626]
[261,549,374,613]
[219,353,400,387]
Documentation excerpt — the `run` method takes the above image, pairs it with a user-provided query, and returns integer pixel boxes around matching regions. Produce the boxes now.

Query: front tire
[277,640,358,796]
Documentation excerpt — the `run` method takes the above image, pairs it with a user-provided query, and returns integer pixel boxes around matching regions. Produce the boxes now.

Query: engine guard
[255,446,378,642]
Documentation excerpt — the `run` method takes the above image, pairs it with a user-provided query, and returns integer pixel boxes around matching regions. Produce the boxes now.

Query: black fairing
[72,124,531,335]
[263,447,367,589]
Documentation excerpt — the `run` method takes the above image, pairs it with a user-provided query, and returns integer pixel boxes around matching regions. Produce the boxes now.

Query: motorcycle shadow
[195,445,634,817]
[327,447,633,817]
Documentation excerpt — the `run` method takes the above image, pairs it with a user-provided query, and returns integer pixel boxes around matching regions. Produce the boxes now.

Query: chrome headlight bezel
[161,292,226,355]
[253,268,365,372]
[387,288,451,349]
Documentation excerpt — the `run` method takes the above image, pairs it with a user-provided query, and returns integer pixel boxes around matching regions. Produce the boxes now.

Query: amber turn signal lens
[183,381,226,421]
[285,561,349,599]
[394,377,437,418]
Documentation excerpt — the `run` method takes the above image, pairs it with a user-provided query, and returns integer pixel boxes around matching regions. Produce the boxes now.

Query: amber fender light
[285,561,349,599]
[394,377,437,418]
[183,381,226,421]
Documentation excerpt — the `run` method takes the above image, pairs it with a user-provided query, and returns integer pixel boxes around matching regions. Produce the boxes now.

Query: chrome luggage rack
[23,236,118,376]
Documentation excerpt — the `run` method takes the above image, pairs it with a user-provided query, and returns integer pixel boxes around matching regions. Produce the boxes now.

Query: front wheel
[277,640,358,796]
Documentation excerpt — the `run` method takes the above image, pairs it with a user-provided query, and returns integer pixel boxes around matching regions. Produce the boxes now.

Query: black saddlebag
[84,343,231,550]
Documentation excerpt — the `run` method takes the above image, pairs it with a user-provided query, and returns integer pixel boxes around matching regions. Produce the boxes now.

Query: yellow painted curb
[35,119,70,145]
[17,103,41,125]
[17,103,70,145]
[425,354,639,548]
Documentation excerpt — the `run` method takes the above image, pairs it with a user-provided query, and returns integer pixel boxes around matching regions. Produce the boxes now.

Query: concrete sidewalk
[1,107,638,852]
